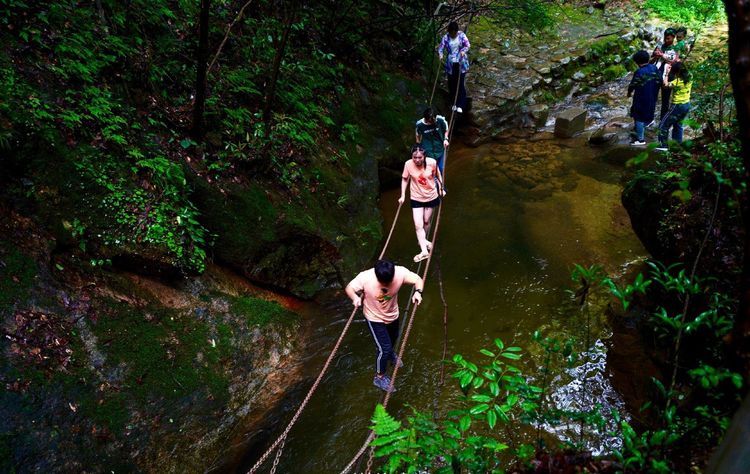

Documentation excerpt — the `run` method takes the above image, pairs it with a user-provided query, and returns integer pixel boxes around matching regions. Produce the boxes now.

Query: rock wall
[0,210,309,472]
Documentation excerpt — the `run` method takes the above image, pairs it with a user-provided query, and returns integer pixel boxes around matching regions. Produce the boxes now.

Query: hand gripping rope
[249,6,475,472]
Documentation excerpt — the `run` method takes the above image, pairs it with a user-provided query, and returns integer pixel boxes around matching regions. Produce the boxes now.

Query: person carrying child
[651,28,680,119]
[627,50,660,146]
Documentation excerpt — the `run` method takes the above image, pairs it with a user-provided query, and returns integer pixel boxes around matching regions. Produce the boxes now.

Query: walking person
[627,50,660,146]
[438,21,470,113]
[415,107,450,173]
[345,259,424,392]
[657,62,692,151]
[399,144,445,263]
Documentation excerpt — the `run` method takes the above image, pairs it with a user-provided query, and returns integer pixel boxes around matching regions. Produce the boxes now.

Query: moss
[231,295,298,327]
[589,35,622,59]
[80,392,129,434]
[90,302,229,404]
[0,243,37,312]
[537,90,558,104]
[603,64,628,81]
[192,180,278,266]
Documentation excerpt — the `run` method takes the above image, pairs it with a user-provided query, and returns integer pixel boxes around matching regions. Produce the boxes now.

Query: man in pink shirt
[399,144,445,263]
[345,259,424,392]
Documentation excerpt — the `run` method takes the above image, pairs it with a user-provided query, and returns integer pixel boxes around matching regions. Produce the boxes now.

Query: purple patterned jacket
[437,31,470,74]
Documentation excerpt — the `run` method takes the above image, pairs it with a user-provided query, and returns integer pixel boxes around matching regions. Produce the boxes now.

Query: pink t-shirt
[349,266,418,323]
[402,158,438,202]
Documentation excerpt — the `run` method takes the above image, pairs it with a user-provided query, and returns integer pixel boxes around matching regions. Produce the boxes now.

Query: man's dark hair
[374,259,396,283]
[423,107,434,121]
[411,143,425,153]
[664,28,676,38]
[675,26,687,35]
[632,50,650,65]
[448,21,459,33]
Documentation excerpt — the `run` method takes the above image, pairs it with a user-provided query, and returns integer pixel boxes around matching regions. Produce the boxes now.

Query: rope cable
[351,9,477,471]
[247,306,359,474]
[251,6,477,472]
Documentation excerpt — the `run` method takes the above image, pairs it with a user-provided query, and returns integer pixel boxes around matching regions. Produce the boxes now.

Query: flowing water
[235,131,647,473]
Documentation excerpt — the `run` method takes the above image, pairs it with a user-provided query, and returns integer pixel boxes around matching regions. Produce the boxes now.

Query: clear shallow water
[237,134,646,473]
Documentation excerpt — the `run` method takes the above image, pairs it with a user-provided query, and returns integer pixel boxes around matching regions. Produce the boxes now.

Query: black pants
[367,318,400,374]
[447,62,467,109]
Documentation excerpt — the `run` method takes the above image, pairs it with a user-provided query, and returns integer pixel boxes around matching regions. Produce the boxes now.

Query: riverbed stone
[527,104,550,128]
[554,108,588,138]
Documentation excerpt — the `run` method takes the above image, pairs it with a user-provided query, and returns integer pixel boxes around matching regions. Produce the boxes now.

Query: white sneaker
[451,105,457,111]
[655,146,668,152]
[630,140,646,146]
[456,107,463,113]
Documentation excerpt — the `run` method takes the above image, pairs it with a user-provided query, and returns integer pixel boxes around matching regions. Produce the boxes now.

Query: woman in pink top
[345,259,423,392]
[398,144,445,262]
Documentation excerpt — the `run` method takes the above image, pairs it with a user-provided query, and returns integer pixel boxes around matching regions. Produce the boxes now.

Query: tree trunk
[191,0,210,140]
[262,9,295,138]
[725,0,750,378]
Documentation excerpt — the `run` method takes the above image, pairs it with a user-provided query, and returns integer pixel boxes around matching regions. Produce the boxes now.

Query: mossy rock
[0,243,38,314]
[603,64,628,81]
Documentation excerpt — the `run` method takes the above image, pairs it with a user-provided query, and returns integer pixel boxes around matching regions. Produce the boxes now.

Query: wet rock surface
[464,9,665,144]
[0,210,309,473]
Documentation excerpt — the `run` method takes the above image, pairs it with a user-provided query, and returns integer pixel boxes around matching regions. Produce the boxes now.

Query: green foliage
[603,259,742,471]
[487,0,553,31]
[602,64,627,81]
[370,339,545,473]
[644,0,724,29]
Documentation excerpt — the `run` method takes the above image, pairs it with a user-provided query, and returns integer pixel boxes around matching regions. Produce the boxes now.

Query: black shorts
[411,197,440,208]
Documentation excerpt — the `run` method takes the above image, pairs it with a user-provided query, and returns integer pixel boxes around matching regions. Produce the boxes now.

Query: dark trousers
[447,62,467,109]
[660,86,672,119]
[366,318,400,374]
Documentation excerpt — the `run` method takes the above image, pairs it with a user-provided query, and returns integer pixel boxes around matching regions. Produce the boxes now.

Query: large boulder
[554,108,587,138]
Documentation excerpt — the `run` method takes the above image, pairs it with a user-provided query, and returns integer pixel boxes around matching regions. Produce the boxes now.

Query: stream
[233,113,648,472]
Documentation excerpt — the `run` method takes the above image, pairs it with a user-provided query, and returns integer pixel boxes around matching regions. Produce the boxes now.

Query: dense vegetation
[369,2,749,473]
[1,0,748,471]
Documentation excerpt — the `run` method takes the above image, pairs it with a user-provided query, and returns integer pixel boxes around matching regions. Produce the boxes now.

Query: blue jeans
[366,319,400,374]
[633,120,646,141]
[659,102,690,146]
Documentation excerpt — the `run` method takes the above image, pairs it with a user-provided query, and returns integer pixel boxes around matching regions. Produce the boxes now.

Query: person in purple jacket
[438,21,470,113]
[627,50,660,146]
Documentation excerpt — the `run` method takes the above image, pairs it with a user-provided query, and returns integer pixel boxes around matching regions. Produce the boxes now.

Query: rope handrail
[251,6,475,471]
[342,200,445,474]
[247,305,359,474]
[342,8,476,470]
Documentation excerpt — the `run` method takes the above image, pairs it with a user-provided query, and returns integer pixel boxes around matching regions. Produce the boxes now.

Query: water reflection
[242,134,646,473]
